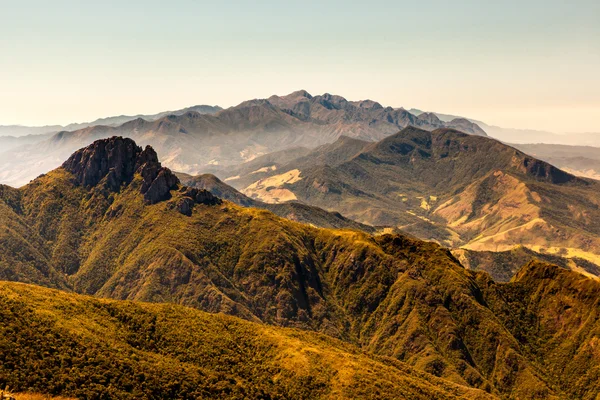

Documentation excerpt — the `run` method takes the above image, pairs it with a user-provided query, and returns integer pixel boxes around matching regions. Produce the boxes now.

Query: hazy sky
[1,0,599,133]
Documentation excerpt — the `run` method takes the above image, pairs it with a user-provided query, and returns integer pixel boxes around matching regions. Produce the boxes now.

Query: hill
[0,281,493,400]
[231,127,600,278]
[512,143,600,181]
[0,91,486,187]
[3,137,600,398]
[409,108,600,180]
[408,108,600,148]
[0,105,222,137]
[177,172,375,232]
[453,246,600,282]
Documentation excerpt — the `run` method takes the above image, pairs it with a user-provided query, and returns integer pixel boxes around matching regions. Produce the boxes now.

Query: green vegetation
[478,261,600,399]
[0,184,68,289]
[0,282,493,400]
[2,137,600,399]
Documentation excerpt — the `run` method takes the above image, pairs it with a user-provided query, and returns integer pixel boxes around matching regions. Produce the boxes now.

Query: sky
[1,0,599,133]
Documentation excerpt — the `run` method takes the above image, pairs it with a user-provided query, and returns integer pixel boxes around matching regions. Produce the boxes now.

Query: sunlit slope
[236,127,600,277]
[0,281,494,400]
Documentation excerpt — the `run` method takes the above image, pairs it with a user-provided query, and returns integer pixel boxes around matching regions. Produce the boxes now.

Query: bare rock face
[142,168,179,204]
[62,137,180,204]
[62,136,143,190]
[174,187,222,216]
[134,145,180,204]
[62,136,223,210]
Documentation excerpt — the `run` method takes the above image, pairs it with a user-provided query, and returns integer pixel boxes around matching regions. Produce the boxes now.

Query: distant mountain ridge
[409,108,600,180]
[409,107,600,146]
[0,90,486,187]
[0,104,223,137]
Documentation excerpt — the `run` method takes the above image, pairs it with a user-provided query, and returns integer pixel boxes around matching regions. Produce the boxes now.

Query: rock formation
[62,136,221,210]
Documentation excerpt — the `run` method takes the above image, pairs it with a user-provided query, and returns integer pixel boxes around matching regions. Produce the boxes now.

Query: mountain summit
[62,136,221,210]
[62,136,181,204]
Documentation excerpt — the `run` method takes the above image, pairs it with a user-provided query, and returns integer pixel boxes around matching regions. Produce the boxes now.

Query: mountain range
[408,109,600,180]
[409,108,600,147]
[2,136,600,399]
[0,91,485,187]
[0,104,222,137]
[3,92,599,189]
[215,127,600,280]
[177,169,600,283]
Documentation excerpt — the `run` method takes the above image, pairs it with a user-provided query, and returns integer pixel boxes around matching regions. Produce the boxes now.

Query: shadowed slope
[478,261,600,399]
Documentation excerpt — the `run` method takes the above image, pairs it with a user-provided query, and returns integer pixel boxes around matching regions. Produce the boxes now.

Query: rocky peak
[62,136,180,204]
[172,186,222,216]
[62,136,145,189]
[417,112,443,125]
[287,89,313,99]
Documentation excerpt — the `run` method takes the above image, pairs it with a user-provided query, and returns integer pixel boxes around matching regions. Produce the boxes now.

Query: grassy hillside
[3,137,600,398]
[454,246,600,282]
[0,173,563,396]
[478,261,600,399]
[232,127,600,278]
[0,185,69,288]
[177,172,375,233]
[0,281,494,400]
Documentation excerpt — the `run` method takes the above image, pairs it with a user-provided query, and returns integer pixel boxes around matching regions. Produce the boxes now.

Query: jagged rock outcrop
[62,136,181,204]
[61,136,222,212]
[134,145,180,204]
[62,136,142,190]
[173,186,222,216]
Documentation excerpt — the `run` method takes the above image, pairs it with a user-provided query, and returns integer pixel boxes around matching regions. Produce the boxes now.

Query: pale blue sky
[1,0,599,132]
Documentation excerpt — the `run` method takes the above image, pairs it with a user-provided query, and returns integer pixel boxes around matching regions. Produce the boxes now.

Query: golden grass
[242,169,302,203]
[0,281,497,400]
[9,393,76,400]
[251,165,277,174]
